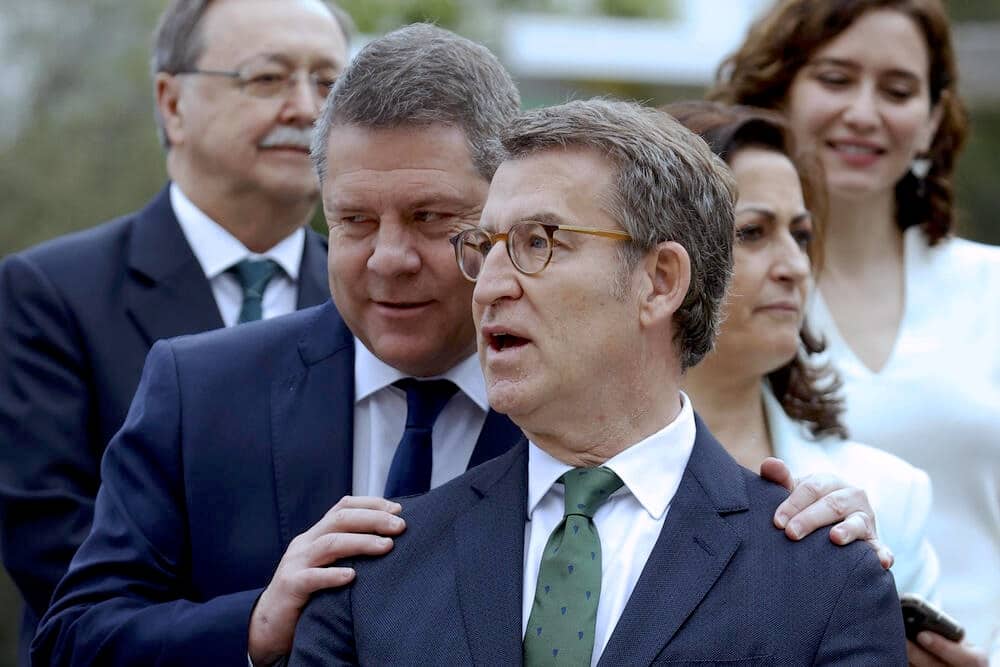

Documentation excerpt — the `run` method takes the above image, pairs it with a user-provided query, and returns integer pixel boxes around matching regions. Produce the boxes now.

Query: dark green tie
[524,467,624,666]
[230,258,279,323]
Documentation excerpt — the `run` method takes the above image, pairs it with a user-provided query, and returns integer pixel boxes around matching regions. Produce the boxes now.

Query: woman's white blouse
[808,227,1000,649]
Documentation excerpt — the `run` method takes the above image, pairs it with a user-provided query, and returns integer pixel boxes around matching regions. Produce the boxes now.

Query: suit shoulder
[5,210,138,277]
[166,304,329,361]
[741,469,880,575]
[398,442,526,520]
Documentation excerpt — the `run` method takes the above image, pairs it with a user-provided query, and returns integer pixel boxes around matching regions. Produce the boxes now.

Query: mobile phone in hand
[900,593,965,643]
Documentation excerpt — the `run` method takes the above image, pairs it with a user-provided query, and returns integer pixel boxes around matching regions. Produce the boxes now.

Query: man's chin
[485,378,535,418]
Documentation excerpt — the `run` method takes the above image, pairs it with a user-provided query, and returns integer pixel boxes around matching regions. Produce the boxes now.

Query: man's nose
[473,241,522,306]
[367,217,423,277]
[279,73,323,124]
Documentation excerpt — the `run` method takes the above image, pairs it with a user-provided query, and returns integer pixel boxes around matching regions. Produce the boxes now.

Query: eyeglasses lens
[509,222,551,274]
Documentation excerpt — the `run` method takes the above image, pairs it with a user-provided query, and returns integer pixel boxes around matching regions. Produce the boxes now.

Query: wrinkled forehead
[198,0,346,68]
[322,123,488,209]
[482,150,616,232]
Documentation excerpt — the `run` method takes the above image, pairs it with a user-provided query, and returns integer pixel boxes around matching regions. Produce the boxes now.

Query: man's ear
[639,240,690,329]
[155,72,185,146]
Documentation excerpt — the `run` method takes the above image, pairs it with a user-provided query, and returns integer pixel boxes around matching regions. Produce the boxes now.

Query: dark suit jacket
[30,300,522,666]
[289,423,907,666]
[0,186,329,663]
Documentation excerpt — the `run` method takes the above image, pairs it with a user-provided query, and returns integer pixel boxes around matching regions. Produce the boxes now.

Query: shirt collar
[527,392,696,521]
[170,182,305,280]
[352,338,488,412]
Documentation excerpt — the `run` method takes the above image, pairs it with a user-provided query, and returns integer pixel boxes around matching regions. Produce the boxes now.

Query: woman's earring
[910,155,932,197]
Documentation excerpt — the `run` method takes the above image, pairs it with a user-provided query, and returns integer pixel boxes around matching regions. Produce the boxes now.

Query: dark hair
[311,23,520,182]
[709,0,966,245]
[150,0,354,148]
[502,99,737,370]
[663,100,847,438]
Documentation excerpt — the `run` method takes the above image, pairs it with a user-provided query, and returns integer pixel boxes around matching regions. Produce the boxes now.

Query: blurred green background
[1,0,998,663]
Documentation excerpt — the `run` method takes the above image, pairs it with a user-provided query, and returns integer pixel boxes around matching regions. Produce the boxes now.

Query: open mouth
[489,332,530,351]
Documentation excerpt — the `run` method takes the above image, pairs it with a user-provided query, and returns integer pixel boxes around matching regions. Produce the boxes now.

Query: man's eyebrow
[239,53,341,69]
[517,211,569,227]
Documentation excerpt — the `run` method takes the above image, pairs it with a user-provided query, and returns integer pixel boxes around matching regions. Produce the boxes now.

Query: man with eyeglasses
[0,1,347,663]
[289,99,906,666]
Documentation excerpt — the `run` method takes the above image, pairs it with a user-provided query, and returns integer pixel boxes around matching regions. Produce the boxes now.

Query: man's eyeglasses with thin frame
[449,221,632,282]
[174,67,337,100]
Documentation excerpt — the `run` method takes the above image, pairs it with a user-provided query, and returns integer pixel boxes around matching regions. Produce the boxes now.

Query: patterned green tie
[524,467,624,666]
[229,258,279,323]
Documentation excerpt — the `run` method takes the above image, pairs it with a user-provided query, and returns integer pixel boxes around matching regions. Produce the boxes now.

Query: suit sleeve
[814,547,907,665]
[30,341,263,667]
[0,253,101,618]
[287,581,357,666]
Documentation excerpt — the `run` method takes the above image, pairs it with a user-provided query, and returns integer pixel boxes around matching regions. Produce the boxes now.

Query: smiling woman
[711,1,1000,658]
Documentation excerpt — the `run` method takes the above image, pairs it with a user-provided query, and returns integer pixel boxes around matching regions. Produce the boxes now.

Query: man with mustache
[0,1,348,662]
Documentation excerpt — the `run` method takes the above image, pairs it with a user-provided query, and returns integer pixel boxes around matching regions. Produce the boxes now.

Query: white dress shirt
[170,183,304,327]
[522,394,696,667]
[351,340,489,497]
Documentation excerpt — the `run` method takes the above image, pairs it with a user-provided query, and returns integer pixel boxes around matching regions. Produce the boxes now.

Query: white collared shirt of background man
[171,183,303,326]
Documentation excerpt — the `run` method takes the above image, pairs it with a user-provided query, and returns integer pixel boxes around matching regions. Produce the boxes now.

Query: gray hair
[311,23,520,182]
[150,0,354,149]
[501,99,737,370]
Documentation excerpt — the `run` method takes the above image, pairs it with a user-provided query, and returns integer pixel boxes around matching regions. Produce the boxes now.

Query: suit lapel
[453,441,529,666]
[598,419,748,666]
[468,409,523,469]
[270,302,355,546]
[296,229,330,309]
[124,186,224,344]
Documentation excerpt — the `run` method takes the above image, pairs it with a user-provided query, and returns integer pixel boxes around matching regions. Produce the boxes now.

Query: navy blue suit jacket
[30,300,522,666]
[0,186,329,663]
[290,423,906,666]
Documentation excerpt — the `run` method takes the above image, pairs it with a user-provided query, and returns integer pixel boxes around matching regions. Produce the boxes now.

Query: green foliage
[337,0,462,33]
[597,0,675,19]
[946,0,1000,21]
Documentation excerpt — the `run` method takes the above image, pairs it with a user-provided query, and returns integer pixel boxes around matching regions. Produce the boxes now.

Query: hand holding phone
[900,593,965,643]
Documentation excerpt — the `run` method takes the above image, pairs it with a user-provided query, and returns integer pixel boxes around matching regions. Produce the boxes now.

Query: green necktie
[230,258,279,323]
[524,467,624,666]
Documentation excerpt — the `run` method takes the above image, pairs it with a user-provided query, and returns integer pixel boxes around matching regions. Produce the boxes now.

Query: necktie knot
[560,467,623,519]
[229,258,280,323]
[395,378,459,431]
[231,258,279,297]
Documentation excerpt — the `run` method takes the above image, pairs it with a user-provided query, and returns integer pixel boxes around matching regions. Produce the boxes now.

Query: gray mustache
[259,126,313,149]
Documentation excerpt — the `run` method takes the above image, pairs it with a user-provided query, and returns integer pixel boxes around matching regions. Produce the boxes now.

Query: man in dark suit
[289,100,906,665]
[31,23,524,667]
[0,1,348,662]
